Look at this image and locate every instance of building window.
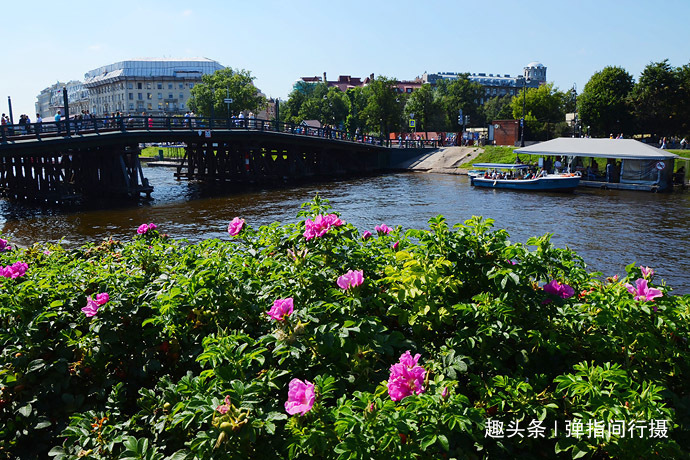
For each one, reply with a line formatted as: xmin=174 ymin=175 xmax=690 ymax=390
xmin=406 ymin=88 xmax=412 ymax=93
xmin=147 ymin=83 xmax=152 ymax=89
xmin=129 ymin=93 xmax=133 ymax=100
xmin=158 ymin=103 xmax=163 ymax=110
xmin=147 ymin=103 xmax=152 ymax=110
xmin=158 ymin=93 xmax=163 ymax=99
xmin=137 ymin=83 xmax=142 ymax=89
xmin=128 ymin=83 xmax=133 ymax=89
xmin=147 ymin=93 xmax=152 ymax=100
xmin=168 ymin=83 xmax=173 ymax=89
xmin=138 ymin=93 xmax=143 ymax=100
xmin=179 ymin=83 xmax=184 ymax=89
xmin=189 ymin=83 xmax=194 ymax=89
xmin=157 ymin=83 xmax=162 ymax=89
xmin=179 ymin=93 xmax=184 ymax=99
xmin=168 ymin=94 xmax=173 ymax=99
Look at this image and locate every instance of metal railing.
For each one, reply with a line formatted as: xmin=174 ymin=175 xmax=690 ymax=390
xmin=0 ymin=115 xmax=402 ymax=147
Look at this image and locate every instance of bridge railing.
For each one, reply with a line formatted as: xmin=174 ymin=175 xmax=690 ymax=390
xmin=0 ymin=116 xmax=400 ymax=147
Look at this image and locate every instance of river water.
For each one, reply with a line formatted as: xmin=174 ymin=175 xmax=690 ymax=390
xmin=1 ymin=166 xmax=688 ymax=293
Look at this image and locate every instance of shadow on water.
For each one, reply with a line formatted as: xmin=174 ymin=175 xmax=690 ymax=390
xmin=1 ymin=167 xmax=689 ymax=293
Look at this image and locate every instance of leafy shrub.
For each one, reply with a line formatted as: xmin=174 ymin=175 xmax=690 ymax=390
xmin=0 ymin=198 xmax=688 ymax=459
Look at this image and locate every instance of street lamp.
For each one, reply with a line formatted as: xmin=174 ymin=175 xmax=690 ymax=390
xmin=520 ymin=79 xmax=529 ymax=147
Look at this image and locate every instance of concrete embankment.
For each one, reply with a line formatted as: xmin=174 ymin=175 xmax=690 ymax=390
xmin=388 ymin=146 xmax=482 ymax=174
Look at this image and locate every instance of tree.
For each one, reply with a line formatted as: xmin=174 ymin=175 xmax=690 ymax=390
xmin=361 ymin=76 xmax=403 ymax=137
xmin=481 ymin=95 xmax=514 ymax=124
xmin=404 ymin=84 xmax=442 ymax=133
xmin=189 ymin=68 xmax=265 ymax=117
xmin=435 ymin=77 xmax=484 ymax=131
xmin=321 ymin=87 xmax=350 ymax=128
xmin=511 ymin=83 xmax=569 ymax=140
xmin=578 ymin=66 xmax=635 ymax=137
xmin=676 ymin=62 xmax=690 ymax=135
xmin=282 ymin=81 xmax=322 ymax=123
xmin=344 ymin=87 xmax=369 ymax=135
xmin=631 ymin=59 xmax=679 ymax=137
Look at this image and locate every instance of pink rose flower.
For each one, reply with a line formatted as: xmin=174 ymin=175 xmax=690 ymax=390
xmin=303 ymin=214 xmax=343 ymax=240
xmin=267 ymin=297 xmax=294 ymax=321
xmin=95 ymin=292 xmax=109 ymax=305
xmin=387 ymin=351 xmax=426 ymax=401
xmin=285 ymin=378 xmax=315 ymax=415
xmin=81 ymin=298 xmax=100 ymax=317
xmin=392 ymin=241 xmax=399 ymax=250
xmin=625 ymin=278 xmax=662 ymax=302
xmin=1 ymin=261 xmax=28 ymax=279
xmin=362 ymin=230 xmax=372 ymax=240
xmin=81 ymin=292 xmax=109 ymax=317
xmin=0 ymin=238 xmax=11 ymax=252
xmin=542 ymin=280 xmax=575 ymax=302
xmin=337 ymin=270 xmax=364 ymax=290
xmin=137 ymin=224 xmax=149 ymax=234
xmin=375 ymin=224 xmax=392 ymax=235
xmin=228 ymin=217 xmax=245 ymax=236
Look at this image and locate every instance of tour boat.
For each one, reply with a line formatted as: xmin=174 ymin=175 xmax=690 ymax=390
xmin=469 ymin=163 xmax=581 ymax=192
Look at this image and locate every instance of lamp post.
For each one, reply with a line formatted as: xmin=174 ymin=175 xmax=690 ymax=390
xmin=570 ymin=86 xmax=578 ymax=137
xmin=520 ymin=79 xmax=527 ymax=147
xmin=7 ymin=96 xmax=14 ymax=125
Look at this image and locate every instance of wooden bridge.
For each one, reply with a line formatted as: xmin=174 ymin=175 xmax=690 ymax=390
xmin=0 ymin=116 xmax=402 ymax=203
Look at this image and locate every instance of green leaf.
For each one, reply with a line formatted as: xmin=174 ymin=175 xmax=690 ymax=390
xmin=18 ymin=404 xmax=32 ymax=417
xmin=437 ymin=434 xmax=449 ymax=451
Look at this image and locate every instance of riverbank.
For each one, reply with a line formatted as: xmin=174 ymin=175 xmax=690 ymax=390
xmin=390 ymin=146 xmax=481 ymax=174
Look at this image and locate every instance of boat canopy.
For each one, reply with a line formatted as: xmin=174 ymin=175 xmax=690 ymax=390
xmin=514 ymin=138 xmax=679 ymax=160
xmin=472 ymin=163 xmax=531 ymax=169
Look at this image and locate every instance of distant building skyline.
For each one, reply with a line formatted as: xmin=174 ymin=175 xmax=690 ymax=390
xmin=295 ymin=62 xmax=547 ymax=103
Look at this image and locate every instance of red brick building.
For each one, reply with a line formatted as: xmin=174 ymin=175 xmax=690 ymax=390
xmin=491 ymin=120 xmax=519 ymax=146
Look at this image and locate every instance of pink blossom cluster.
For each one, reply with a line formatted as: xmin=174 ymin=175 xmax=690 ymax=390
xmin=137 ymin=223 xmax=158 ymax=235
xmin=303 ymin=214 xmax=342 ymax=240
xmin=387 ymin=351 xmax=427 ymax=401
xmin=375 ymin=224 xmax=392 ymax=235
xmin=337 ymin=270 xmax=364 ymax=290
xmin=285 ymin=378 xmax=315 ymax=415
xmin=625 ymin=278 xmax=662 ymax=303
xmin=267 ymin=297 xmax=294 ymax=321
xmin=1 ymin=261 xmax=27 ymax=279
xmin=216 ymin=395 xmax=232 ymax=414
xmin=0 ymin=238 xmax=12 ymax=252
xmin=227 ymin=217 xmax=244 ymax=236
xmin=542 ymin=280 xmax=575 ymax=303
xmin=81 ymin=292 xmax=110 ymax=317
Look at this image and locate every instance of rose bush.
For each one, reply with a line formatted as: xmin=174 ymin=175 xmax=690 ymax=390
xmin=0 ymin=198 xmax=688 ymax=459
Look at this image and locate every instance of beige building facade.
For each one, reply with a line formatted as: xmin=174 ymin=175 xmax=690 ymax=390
xmin=83 ymin=58 xmax=224 ymax=116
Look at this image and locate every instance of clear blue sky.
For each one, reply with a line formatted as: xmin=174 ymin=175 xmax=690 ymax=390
xmin=2 ymin=0 xmax=689 ymax=118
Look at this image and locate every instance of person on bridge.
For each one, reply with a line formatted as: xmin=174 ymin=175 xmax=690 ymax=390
xmin=55 ymin=111 xmax=62 ymax=134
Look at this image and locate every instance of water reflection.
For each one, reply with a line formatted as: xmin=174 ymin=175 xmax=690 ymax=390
xmin=1 ymin=167 xmax=688 ymax=292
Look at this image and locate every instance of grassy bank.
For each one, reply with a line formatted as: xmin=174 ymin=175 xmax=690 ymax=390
xmin=140 ymin=146 xmax=185 ymax=159
xmin=460 ymin=146 xmax=543 ymax=167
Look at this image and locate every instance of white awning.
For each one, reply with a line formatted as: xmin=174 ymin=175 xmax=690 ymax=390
xmin=515 ymin=138 xmax=679 ymax=160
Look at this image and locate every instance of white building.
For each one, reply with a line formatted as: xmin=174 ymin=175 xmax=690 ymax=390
xmin=35 ymin=80 xmax=89 ymax=118
xmin=83 ymin=58 xmax=224 ymax=116
xmin=422 ymin=62 xmax=548 ymax=103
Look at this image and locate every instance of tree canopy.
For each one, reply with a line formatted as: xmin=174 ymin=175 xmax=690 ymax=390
xmin=189 ymin=68 xmax=266 ymax=117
